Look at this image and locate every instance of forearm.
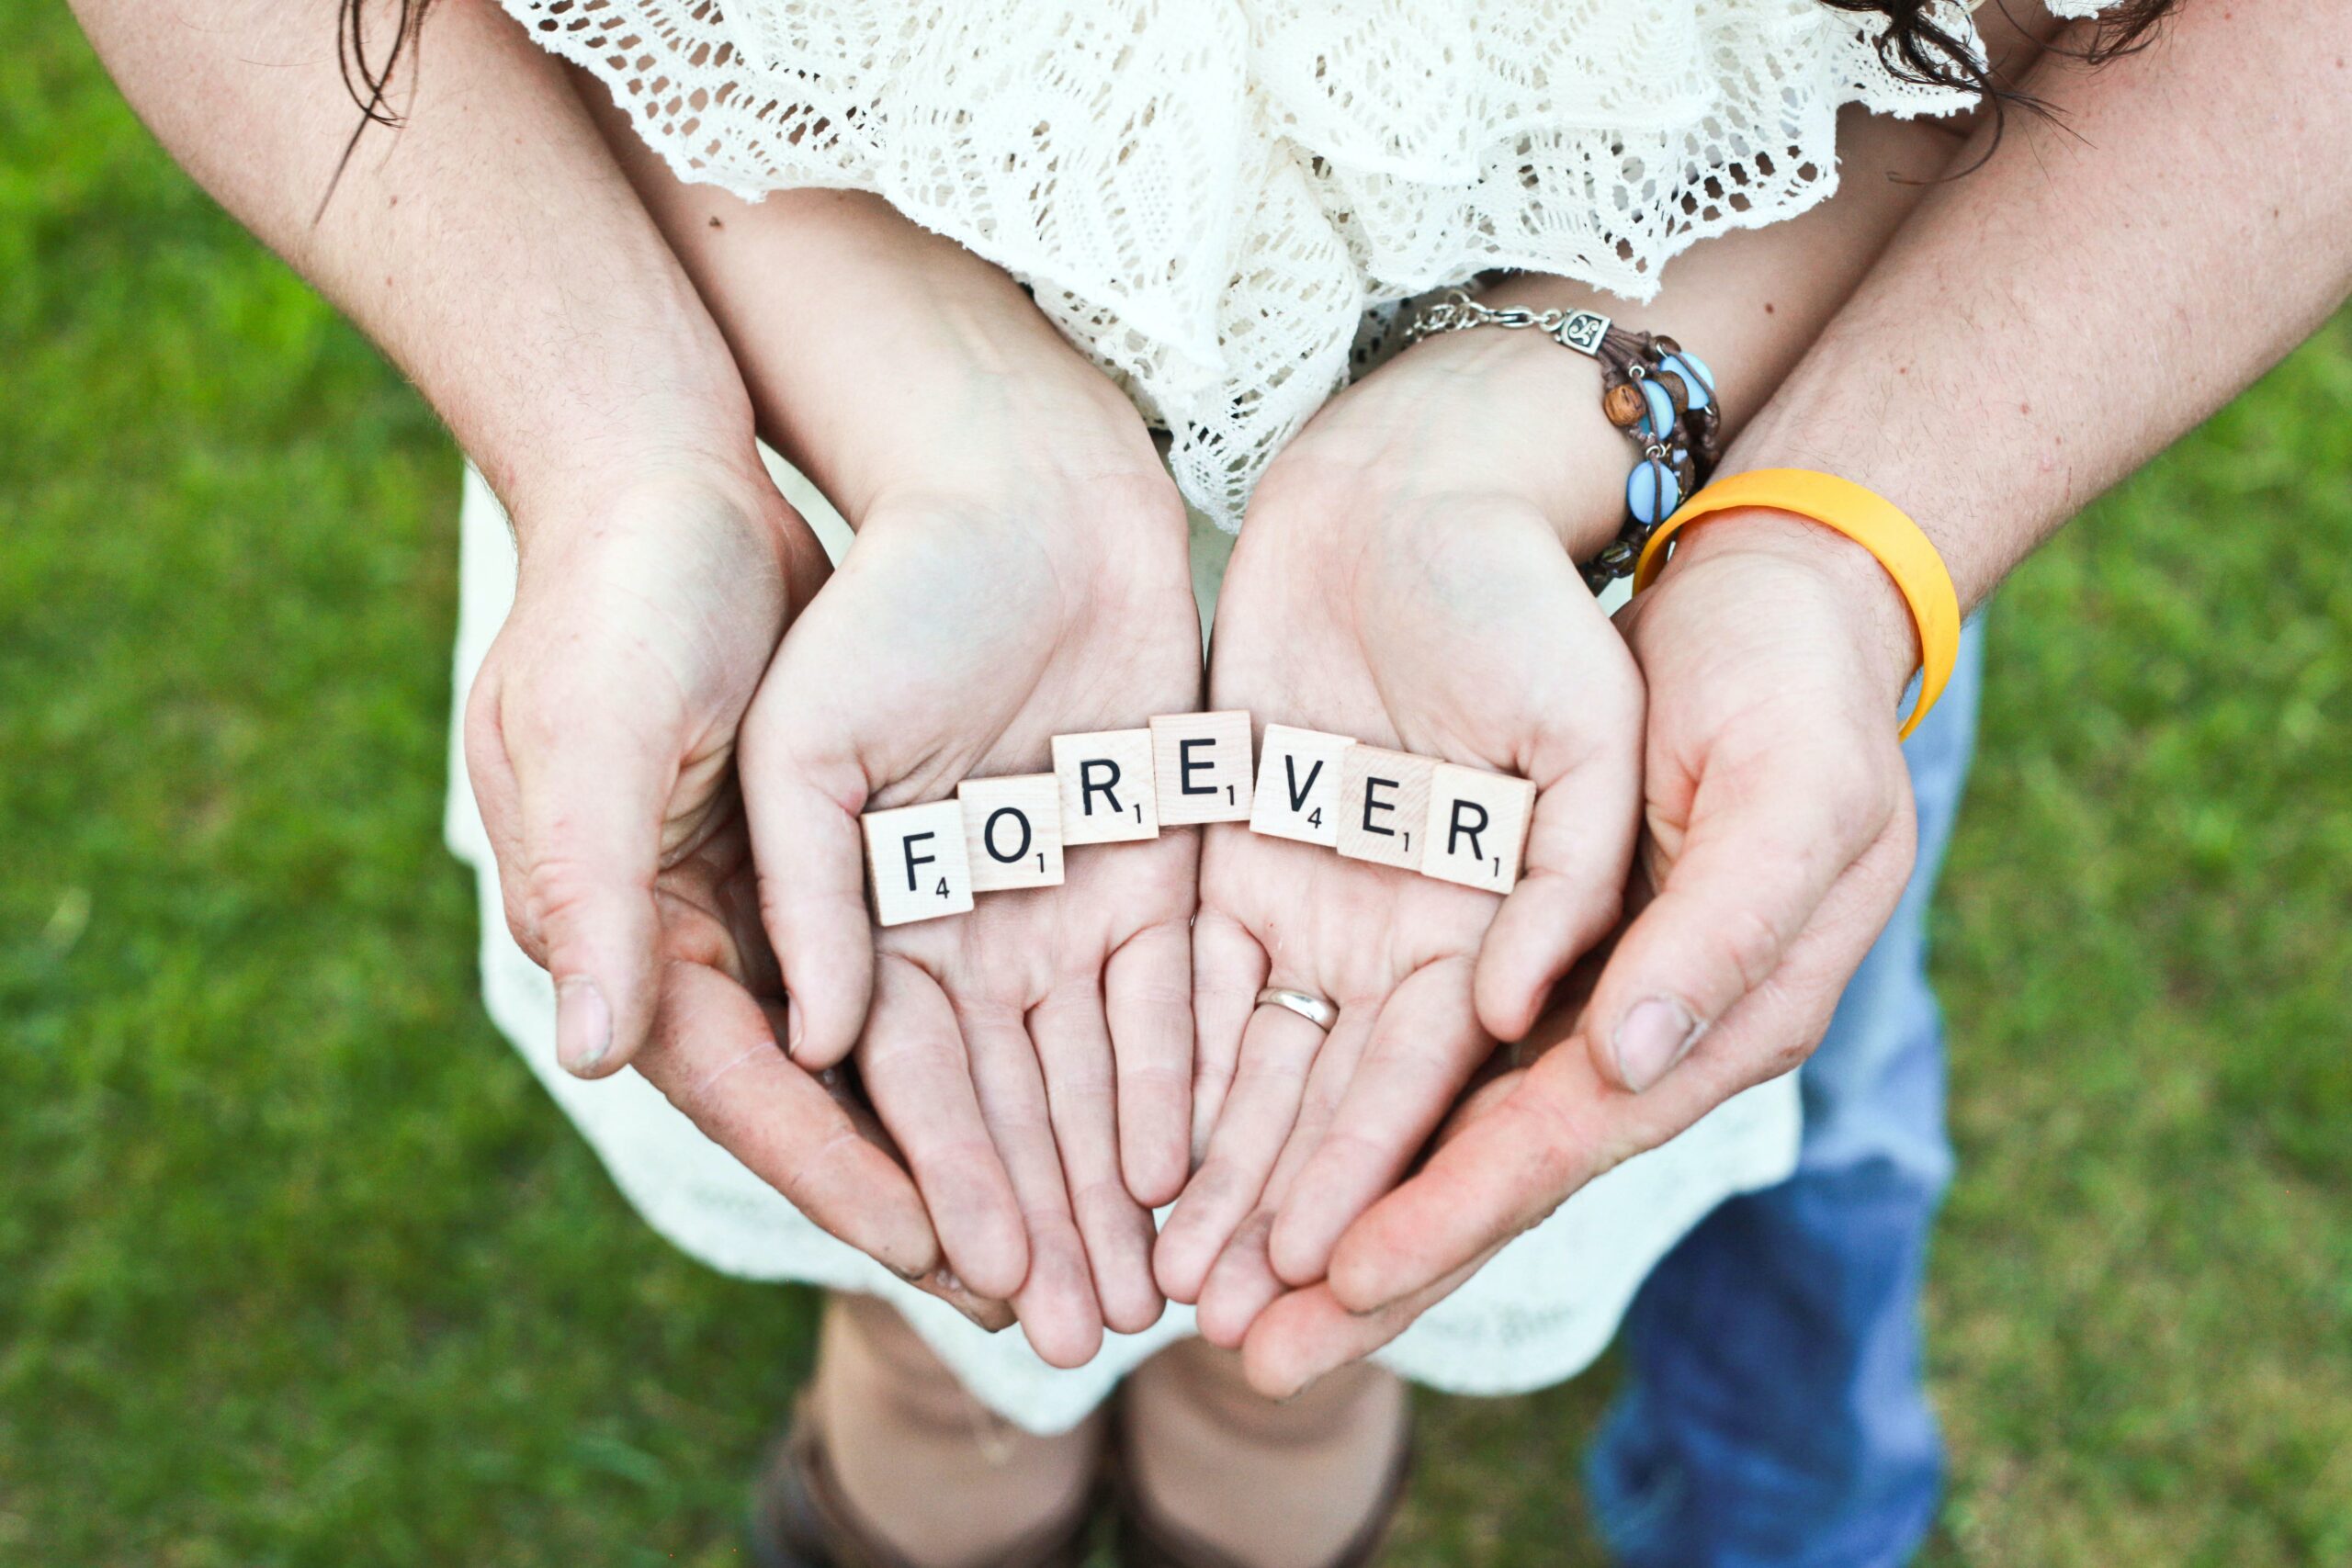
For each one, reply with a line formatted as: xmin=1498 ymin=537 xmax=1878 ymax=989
xmin=70 ymin=0 xmax=761 ymax=536
xmin=1717 ymin=0 xmax=2352 ymax=615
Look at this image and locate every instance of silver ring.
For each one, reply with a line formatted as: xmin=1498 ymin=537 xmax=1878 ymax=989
xmin=1256 ymin=986 xmax=1339 ymax=1032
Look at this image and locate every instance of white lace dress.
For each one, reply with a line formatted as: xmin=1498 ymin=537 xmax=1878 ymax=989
xmin=453 ymin=0 xmax=2060 ymax=1430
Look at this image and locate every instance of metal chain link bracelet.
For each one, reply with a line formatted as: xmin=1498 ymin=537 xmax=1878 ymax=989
xmin=1403 ymin=288 xmax=1723 ymax=592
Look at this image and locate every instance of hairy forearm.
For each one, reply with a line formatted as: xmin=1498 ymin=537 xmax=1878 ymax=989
xmin=70 ymin=0 xmax=759 ymax=533
xmin=1721 ymin=0 xmax=2352 ymax=615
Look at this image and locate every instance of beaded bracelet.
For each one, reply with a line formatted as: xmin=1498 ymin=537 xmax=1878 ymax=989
xmin=1402 ymin=288 xmax=1722 ymax=592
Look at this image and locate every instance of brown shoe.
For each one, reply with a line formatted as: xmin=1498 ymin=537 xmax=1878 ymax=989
xmin=748 ymin=1402 xmax=1099 ymax=1568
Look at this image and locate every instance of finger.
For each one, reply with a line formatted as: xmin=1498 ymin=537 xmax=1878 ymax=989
xmin=1473 ymin=728 xmax=1642 ymax=1044
xmin=1583 ymin=744 xmax=1898 ymax=1092
xmin=1027 ymin=987 xmax=1165 ymax=1336
xmin=1194 ymin=1210 xmax=1289 ymax=1349
xmin=1155 ymin=997 xmax=1343 ymax=1303
xmin=1239 ymin=1247 xmax=1498 ymax=1402
xmin=961 ymin=1007 xmax=1105 ymax=1370
xmin=468 ymin=658 xmax=669 ymax=1079
xmin=1329 ymin=823 xmax=1916 ymax=1315
xmin=1193 ymin=1017 xmax=1372 ymax=1346
xmin=1269 ymin=958 xmax=1491 ymax=1286
xmin=1187 ymin=907 xmax=1268 ymax=1165
xmin=1153 ymin=1000 xmax=1330 ymax=1303
xmin=737 ymin=710 xmax=876 ymax=1071
xmin=1104 ymin=917 xmax=1195 ymax=1207
xmin=634 ymin=961 xmax=938 ymax=1280
xmin=857 ymin=956 xmax=1029 ymax=1301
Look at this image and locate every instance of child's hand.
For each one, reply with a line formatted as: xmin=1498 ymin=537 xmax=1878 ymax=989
xmin=1154 ymin=322 xmax=1645 ymax=1341
xmin=725 ymin=233 xmax=1204 ymax=1367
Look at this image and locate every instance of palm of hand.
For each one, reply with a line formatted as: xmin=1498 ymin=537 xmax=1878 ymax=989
xmin=742 ymin=478 xmax=1204 ymax=1367
xmin=1160 ymin=484 xmax=1642 ymax=1342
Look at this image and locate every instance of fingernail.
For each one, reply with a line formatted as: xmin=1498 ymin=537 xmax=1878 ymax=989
xmin=1612 ymin=997 xmax=1702 ymax=1092
xmin=556 ymin=976 xmax=613 ymax=1076
xmin=786 ymin=994 xmax=807 ymax=1062
xmin=888 ymin=1263 xmax=927 ymax=1284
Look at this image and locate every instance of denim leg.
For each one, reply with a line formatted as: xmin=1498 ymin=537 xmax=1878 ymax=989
xmin=1586 ymin=619 xmax=1988 ymax=1568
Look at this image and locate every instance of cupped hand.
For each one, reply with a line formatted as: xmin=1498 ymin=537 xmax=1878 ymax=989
xmin=1236 ymin=507 xmax=1928 ymax=1396
xmin=1152 ymin=322 xmax=1647 ymax=1345
xmin=464 ymin=465 xmax=1003 ymax=1323
xmin=737 ymin=282 xmax=1204 ymax=1368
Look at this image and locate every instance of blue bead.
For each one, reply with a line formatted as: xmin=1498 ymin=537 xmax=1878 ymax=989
xmin=1627 ymin=457 xmax=1681 ymax=525
xmin=1660 ymin=352 xmax=1713 ymax=412
xmin=1635 ymin=378 xmax=1676 ymax=439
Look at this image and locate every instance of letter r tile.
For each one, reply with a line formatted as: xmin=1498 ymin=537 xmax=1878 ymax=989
xmin=1052 ymin=728 xmax=1160 ymax=844
xmin=1421 ymin=762 xmax=1537 ymax=894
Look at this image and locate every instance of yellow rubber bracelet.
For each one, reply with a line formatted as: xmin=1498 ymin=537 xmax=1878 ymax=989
xmin=1632 ymin=468 xmax=1961 ymax=741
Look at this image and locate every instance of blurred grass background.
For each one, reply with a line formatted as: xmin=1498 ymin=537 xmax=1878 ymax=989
xmin=3 ymin=5 xmax=2347 ymax=1563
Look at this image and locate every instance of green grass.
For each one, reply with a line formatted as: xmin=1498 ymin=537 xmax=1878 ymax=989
xmin=3 ymin=7 xmax=2347 ymax=1564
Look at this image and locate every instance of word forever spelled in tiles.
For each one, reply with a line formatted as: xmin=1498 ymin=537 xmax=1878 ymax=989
xmin=1422 ymin=762 xmax=1538 ymax=895
xmin=957 ymin=773 xmax=1065 ymax=892
xmin=857 ymin=712 xmax=1538 ymax=923
xmin=1053 ymin=728 xmax=1160 ymax=844
xmin=1149 ymin=711 xmax=1255 ymax=825
xmin=1250 ymin=724 xmax=1354 ymax=846
xmin=1336 ymin=746 xmax=1437 ymax=871
xmin=863 ymin=800 xmax=976 ymax=927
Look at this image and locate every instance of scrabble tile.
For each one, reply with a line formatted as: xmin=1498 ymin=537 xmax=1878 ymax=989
xmin=1335 ymin=746 xmax=1437 ymax=871
xmin=862 ymin=799 xmax=976 ymax=927
xmin=1249 ymin=724 xmax=1355 ymax=847
xmin=957 ymin=773 xmax=1066 ymax=892
xmin=1149 ymin=710 xmax=1255 ymax=826
xmin=1421 ymin=762 xmax=1538 ymax=894
xmin=1052 ymin=728 xmax=1160 ymax=845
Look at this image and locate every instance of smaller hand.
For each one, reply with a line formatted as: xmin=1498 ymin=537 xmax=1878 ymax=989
xmin=1155 ymin=321 xmax=1648 ymax=1342
xmin=1237 ymin=510 xmax=1926 ymax=1397
xmin=466 ymin=467 xmax=998 ymax=1321
xmin=726 ymin=240 xmax=1204 ymax=1366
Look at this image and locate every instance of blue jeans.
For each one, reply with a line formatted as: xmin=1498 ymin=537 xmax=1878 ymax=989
xmin=1587 ymin=619 xmax=1987 ymax=1568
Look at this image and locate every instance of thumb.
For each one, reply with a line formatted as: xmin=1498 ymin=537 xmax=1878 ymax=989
xmin=1586 ymin=742 xmax=1901 ymax=1093
xmin=736 ymin=701 xmax=876 ymax=1071
xmin=467 ymin=653 xmax=672 ymax=1079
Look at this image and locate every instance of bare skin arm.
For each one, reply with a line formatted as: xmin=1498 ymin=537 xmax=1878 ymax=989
xmin=66 ymin=0 xmax=1000 ymax=1310
xmin=1252 ymin=0 xmax=2352 ymax=1396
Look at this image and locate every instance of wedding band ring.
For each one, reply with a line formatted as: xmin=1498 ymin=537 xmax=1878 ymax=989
xmin=1256 ymin=987 xmax=1339 ymax=1032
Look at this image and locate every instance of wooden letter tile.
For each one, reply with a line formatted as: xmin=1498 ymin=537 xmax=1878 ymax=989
xmin=957 ymin=773 xmax=1066 ymax=892
xmin=1335 ymin=746 xmax=1437 ymax=871
xmin=1249 ymin=724 xmax=1355 ymax=846
xmin=1052 ymin=728 xmax=1160 ymax=844
xmin=1421 ymin=763 xmax=1538 ymax=894
xmin=862 ymin=799 xmax=976 ymax=926
xmin=1149 ymin=710 xmax=1254 ymax=826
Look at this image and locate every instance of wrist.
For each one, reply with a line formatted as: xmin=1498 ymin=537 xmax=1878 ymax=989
xmin=1664 ymin=506 xmax=1922 ymax=698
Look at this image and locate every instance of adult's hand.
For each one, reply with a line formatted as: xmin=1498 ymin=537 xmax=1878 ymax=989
xmin=466 ymin=465 xmax=1006 ymax=1325
xmin=1153 ymin=321 xmax=1646 ymax=1344
xmin=1238 ymin=510 xmax=1924 ymax=1395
